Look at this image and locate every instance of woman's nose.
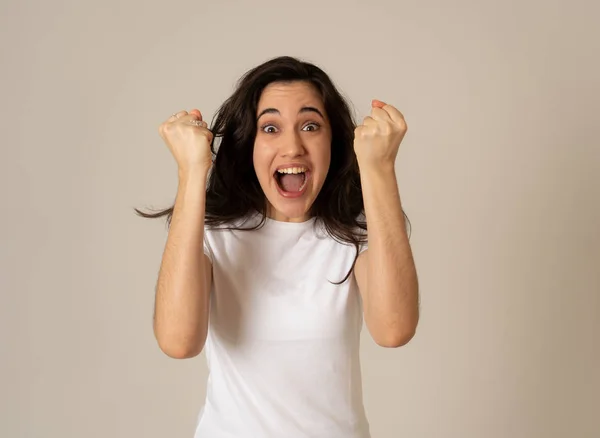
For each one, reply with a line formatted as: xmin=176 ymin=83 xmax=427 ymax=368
xmin=280 ymin=131 xmax=305 ymax=157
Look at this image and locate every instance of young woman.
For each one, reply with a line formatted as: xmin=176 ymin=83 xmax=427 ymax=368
xmin=138 ymin=56 xmax=419 ymax=437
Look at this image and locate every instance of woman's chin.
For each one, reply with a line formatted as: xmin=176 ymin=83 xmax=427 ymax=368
xmin=266 ymin=193 xmax=313 ymax=222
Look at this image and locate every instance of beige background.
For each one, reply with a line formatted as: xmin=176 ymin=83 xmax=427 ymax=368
xmin=1 ymin=0 xmax=598 ymax=437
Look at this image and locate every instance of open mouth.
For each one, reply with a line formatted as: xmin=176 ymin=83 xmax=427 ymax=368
xmin=274 ymin=167 xmax=310 ymax=198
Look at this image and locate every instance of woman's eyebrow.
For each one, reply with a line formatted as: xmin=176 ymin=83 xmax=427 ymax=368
xmin=299 ymin=106 xmax=325 ymax=119
xmin=256 ymin=106 xmax=325 ymax=121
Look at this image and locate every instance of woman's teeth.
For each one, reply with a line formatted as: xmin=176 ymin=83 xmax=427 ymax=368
xmin=277 ymin=167 xmax=307 ymax=174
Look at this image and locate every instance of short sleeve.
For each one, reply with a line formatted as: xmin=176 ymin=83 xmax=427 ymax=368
xmin=203 ymin=227 xmax=214 ymax=264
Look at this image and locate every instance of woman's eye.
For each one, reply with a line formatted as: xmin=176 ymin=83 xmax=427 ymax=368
xmin=261 ymin=123 xmax=319 ymax=133
xmin=303 ymin=123 xmax=320 ymax=132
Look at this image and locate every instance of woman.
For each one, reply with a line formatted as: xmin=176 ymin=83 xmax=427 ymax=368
xmin=138 ymin=56 xmax=419 ymax=438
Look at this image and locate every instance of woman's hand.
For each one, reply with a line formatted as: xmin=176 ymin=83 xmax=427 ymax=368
xmin=159 ymin=109 xmax=214 ymax=175
xmin=353 ymin=100 xmax=407 ymax=172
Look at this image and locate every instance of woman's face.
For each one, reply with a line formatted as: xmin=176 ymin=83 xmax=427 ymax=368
xmin=253 ymin=81 xmax=332 ymax=222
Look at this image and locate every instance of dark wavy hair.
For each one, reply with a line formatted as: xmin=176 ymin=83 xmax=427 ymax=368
xmin=137 ymin=55 xmax=410 ymax=284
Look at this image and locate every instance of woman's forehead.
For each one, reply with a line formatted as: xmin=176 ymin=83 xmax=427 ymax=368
xmin=259 ymin=82 xmax=321 ymax=104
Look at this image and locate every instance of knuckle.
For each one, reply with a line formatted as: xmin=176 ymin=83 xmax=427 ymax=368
xmin=159 ymin=123 xmax=170 ymax=136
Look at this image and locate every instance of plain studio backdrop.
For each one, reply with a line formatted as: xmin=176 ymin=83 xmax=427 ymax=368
xmin=1 ymin=0 xmax=598 ymax=437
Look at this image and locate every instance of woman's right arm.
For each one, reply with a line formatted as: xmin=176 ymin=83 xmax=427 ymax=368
xmin=154 ymin=169 xmax=212 ymax=359
xmin=153 ymin=109 xmax=214 ymax=359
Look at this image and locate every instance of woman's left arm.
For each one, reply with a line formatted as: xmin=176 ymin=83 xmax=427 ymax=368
xmin=353 ymin=100 xmax=419 ymax=348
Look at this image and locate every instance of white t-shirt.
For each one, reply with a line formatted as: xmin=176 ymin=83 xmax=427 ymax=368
xmin=194 ymin=212 xmax=370 ymax=438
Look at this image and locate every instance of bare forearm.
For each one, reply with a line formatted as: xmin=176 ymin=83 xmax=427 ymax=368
xmin=360 ymin=166 xmax=419 ymax=343
xmin=154 ymin=169 xmax=211 ymax=358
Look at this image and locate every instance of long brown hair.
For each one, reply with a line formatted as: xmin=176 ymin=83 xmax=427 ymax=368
xmin=136 ymin=56 xmax=410 ymax=284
